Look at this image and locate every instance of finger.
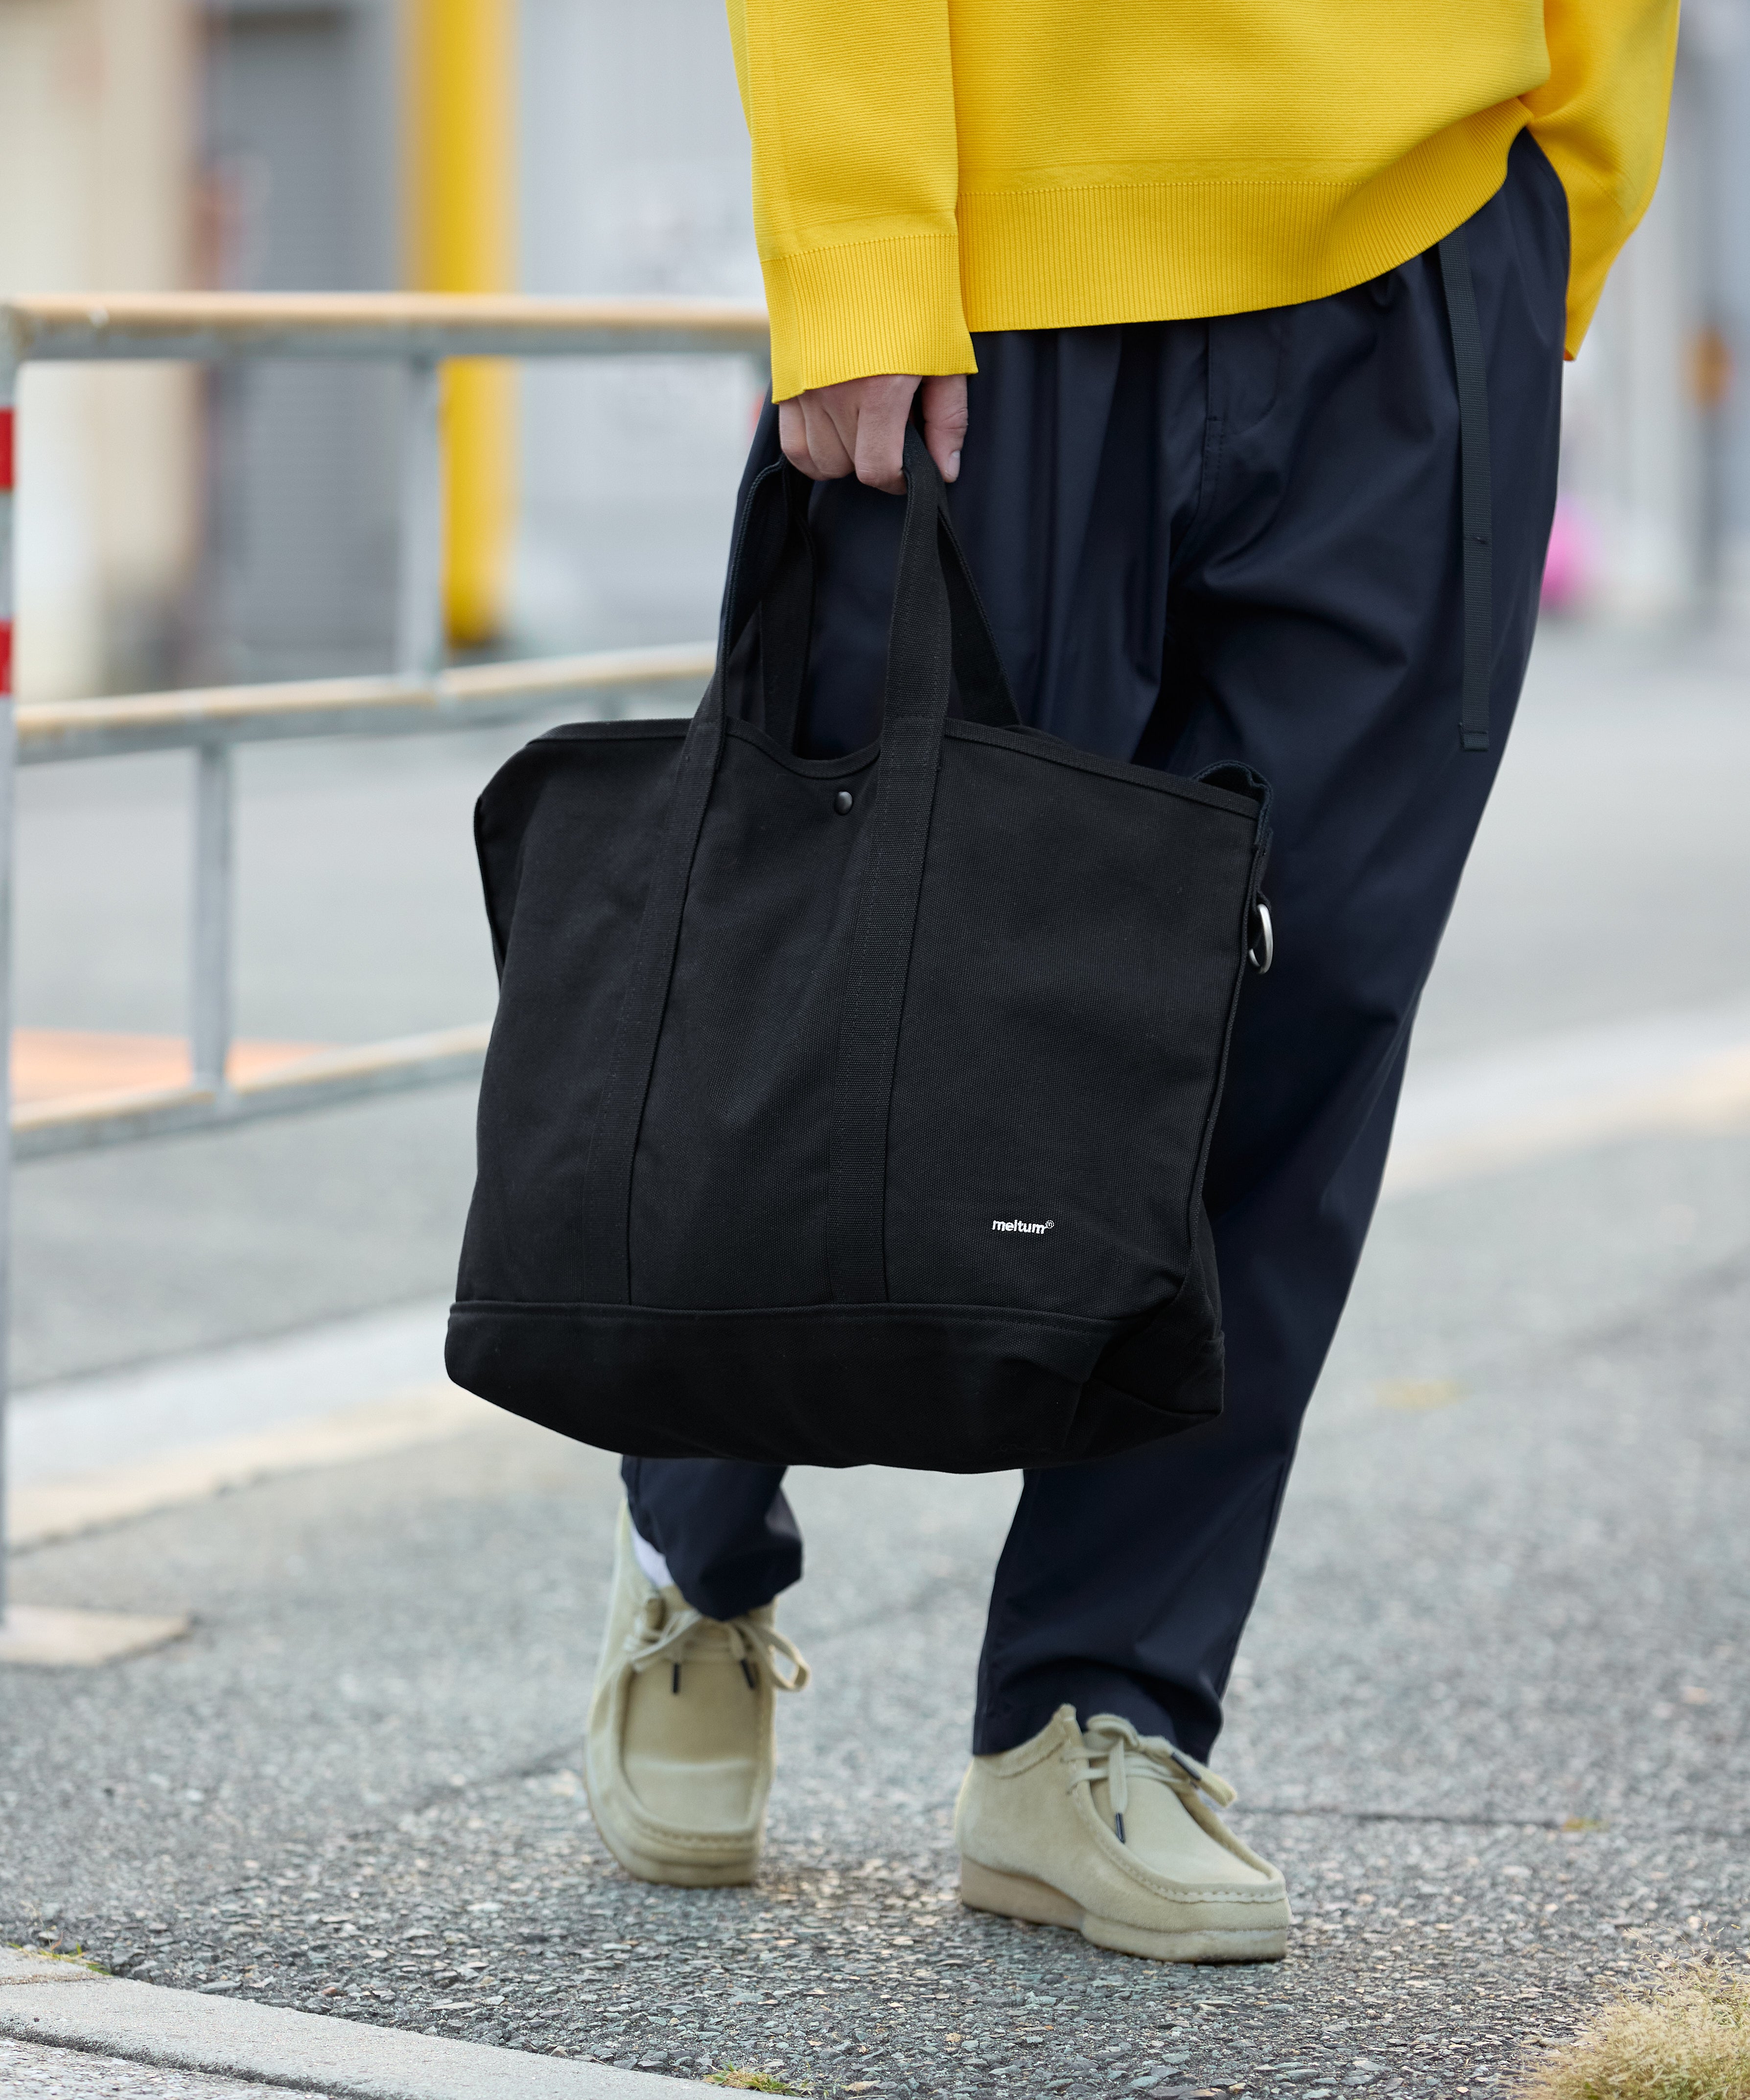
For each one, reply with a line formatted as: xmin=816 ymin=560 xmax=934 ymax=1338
xmin=920 ymin=374 xmax=969 ymax=483
xmin=850 ymin=379 xmax=918 ymax=493
xmin=778 ymin=397 xmax=821 ymax=478
xmin=798 ymin=393 xmax=856 ymax=480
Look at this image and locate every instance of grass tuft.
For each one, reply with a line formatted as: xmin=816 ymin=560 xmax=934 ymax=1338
xmin=6 ymin=1940 xmax=107 ymax=1974
xmin=1518 ymin=1962 xmax=1750 ymax=2100
xmin=704 ymin=2073 xmax=806 ymax=2094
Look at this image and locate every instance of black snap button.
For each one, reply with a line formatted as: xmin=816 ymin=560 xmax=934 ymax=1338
xmin=833 ymin=789 xmax=854 ymax=814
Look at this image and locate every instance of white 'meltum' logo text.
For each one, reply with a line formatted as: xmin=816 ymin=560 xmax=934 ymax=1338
xmin=992 ymin=1218 xmax=1054 ymax=1234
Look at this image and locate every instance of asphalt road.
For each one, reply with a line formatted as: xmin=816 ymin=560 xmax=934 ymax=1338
xmin=12 ymin=617 xmax=1750 ymax=1388
xmin=4 ymin=1106 xmax=1749 ymax=2094
xmin=4 ymin=613 xmax=1749 ymax=2096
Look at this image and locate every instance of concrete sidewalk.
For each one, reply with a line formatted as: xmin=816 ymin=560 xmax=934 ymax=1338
xmin=1 ymin=2034 xmax=327 ymax=2100
xmin=0 ymin=1948 xmax=694 ymax=2098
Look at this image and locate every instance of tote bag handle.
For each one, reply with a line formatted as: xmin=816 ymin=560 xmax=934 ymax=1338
xmin=709 ymin=413 xmax=1020 ymax=746
xmin=580 ymin=427 xmax=1021 ymax=1306
xmin=825 ymin=426 xmax=993 ymax=1297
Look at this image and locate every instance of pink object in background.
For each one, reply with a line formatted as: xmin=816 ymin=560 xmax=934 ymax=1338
xmin=1541 ymin=495 xmax=1596 ymax=613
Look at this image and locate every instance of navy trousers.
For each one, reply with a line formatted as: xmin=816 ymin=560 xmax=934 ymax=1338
xmin=624 ymin=131 xmax=1567 ymax=1760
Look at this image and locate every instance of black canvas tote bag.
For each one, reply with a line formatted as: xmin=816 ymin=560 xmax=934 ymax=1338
xmin=445 ymin=424 xmax=1272 ymax=1472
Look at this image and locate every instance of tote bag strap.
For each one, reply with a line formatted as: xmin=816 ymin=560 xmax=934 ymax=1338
xmin=720 ymin=403 xmax=1019 ymax=742
xmin=716 ymin=422 xmax=818 ymax=746
xmin=577 ymin=450 xmax=802 ymax=1301
xmin=581 ymin=424 xmax=989 ymax=1305
xmin=828 ymin=426 xmax=961 ymax=1300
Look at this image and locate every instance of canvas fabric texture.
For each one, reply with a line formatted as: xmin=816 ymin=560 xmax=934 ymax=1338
xmin=447 ymin=429 xmax=1268 ymax=1471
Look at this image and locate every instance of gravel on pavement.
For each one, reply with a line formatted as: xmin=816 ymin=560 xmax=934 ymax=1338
xmin=6 ymin=1115 xmax=1749 ymax=2097
xmin=10 ymin=620 xmax=1750 ymax=2096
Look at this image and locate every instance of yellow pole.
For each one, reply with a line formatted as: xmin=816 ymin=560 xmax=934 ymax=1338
xmin=405 ymin=0 xmax=516 ymax=647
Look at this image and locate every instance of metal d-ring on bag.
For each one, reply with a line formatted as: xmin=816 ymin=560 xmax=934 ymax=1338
xmin=444 ymin=230 xmax=1490 ymax=1473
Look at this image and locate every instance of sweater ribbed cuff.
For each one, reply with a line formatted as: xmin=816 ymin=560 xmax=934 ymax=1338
xmin=761 ymin=231 xmax=977 ymax=399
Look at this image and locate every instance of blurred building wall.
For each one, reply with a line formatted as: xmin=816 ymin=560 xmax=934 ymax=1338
xmin=519 ymin=0 xmax=1750 ymax=643
xmin=1558 ymin=2 xmax=1750 ymax=621
xmin=1698 ymin=0 xmax=1750 ymax=613
xmin=198 ymin=0 xmax=517 ymax=673
xmin=4 ymin=0 xmax=1746 ymax=692
xmin=191 ymin=0 xmax=765 ymax=669
xmin=512 ymin=0 xmax=764 ymax=653
xmin=0 ymin=0 xmax=200 ymax=700
xmin=195 ymin=0 xmax=402 ymax=680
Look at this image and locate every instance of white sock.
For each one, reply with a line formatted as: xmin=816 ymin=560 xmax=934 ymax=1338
xmin=629 ymin=1517 xmax=675 ymax=1592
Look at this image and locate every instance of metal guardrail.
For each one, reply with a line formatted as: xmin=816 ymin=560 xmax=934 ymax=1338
xmin=12 ymin=643 xmax=719 ymax=765
xmin=0 ymin=292 xmax=769 ymax=1612
xmin=0 ymin=292 xmax=771 ymax=367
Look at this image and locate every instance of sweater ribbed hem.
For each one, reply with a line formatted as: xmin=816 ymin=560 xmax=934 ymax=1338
xmin=762 ymin=232 xmax=976 ymax=400
xmin=759 ymin=104 xmax=1536 ymax=394
xmin=957 ymin=104 xmax=1529 ymax=336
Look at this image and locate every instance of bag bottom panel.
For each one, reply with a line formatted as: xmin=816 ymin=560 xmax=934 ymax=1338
xmin=445 ymin=1300 xmax=1215 ymax=1472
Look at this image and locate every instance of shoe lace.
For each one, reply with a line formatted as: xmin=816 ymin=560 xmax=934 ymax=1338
xmin=1066 ymin=1713 xmax=1237 ymax=1844
xmin=622 ymin=1596 xmax=810 ymax=1695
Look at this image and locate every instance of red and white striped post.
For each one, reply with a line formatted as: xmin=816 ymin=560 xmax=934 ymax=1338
xmin=0 ymin=372 xmax=15 ymax=1617
xmin=0 ymin=388 xmax=13 ymax=698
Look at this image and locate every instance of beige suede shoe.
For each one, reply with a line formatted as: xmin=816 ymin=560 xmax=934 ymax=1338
xmin=956 ymin=1705 xmax=1289 ymax=1962
xmin=584 ymin=1506 xmax=809 ymax=1886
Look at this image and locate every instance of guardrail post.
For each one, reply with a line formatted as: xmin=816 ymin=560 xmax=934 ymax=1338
xmin=189 ymin=742 xmax=234 ymax=1094
xmin=397 ymin=357 xmax=445 ymax=678
xmin=0 ymin=295 xmax=769 ymax=1644
xmin=0 ymin=364 xmax=18 ymax=1617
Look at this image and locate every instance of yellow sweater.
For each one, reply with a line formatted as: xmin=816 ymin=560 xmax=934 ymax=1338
xmin=725 ymin=0 xmax=1679 ymax=399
